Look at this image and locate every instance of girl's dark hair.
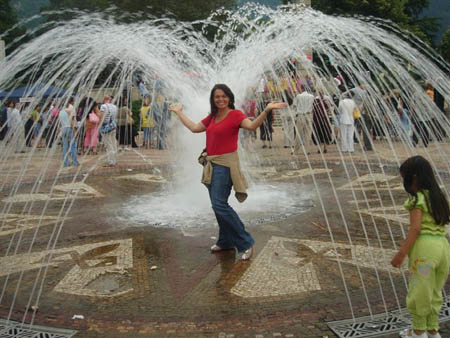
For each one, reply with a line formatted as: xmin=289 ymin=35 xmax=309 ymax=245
xmin=88 ymin=102 xmax=98 ymax=115
xmin=209 ymin=84 xmax=235 ymax=118
xmin=400 ymin=155 xmax=450 ymax=226
xmin=79 ymin=97 xmax=96 ymax=118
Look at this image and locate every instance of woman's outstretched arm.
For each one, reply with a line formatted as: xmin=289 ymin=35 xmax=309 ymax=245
xmin=240 ymin=102 xmax=287 ymax=131
xmin=169 ymin=105 xmax=206 ymax=133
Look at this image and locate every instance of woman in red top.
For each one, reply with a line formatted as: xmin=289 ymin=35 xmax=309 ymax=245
xmin=170 ymin=84 xmax=285 ymax=260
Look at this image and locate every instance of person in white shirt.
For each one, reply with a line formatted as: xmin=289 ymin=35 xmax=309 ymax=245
xmin=344 ymin=84 xmax=373 ymax=150
xmin=279 ymin=91 xmax=295 ymax=149
xmin=338 ymin=98 xmax=357 ymax=153
xmin=138 ymin=79 xmax=149 ymax=98
xmin=257 ymin=78 xmax=265 ymax=96
xmin=100 ymin=95 xmax=118 ymax=166
xmin=66 ymin=98 xmax=75 ymax=116
xmin=6 ymin=102 xmax=25 ymax=153
xmin=60 ymin=99 xmax=79 ymax=167
xmin=65 ymin=97 xmax=80 ymax=130
xmin=344 ymin=84 xmax=367 ymax=111
xmin=292 ymin=85 xmax=314 ymax=154
xmin=65 ymin=97 xmax=82 ymax=153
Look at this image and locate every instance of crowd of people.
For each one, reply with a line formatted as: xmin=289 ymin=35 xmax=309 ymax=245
xmin=0 ymin=70 xmax=447 ymax=169
xmin=239 ymin=70 xmax=448 ymax=156
xmin=0 ymin=89 xmax=173 ymax=167
xmin=139 ymin=93 xmax=171 ymax=150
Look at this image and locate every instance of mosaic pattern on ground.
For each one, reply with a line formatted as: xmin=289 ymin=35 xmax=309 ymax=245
xmin=338 ymin=174 xmax=403 ymax=191
xmin=0 ymin=238 xmax=133 ymax=298
xmin=2 ymin=183 xmax=103 ymax=203
xmin=114 ymin=173 xmax=166 ymax=183
xmin=357 ymin=205 xmax=409 ymax=224
xmin=231 ymin=236 xmax=405 ymax=298
xmin=248 ymin=167 xmax=332 ymax=180
xmin=0 ymin=214 xmax=69 ymax=237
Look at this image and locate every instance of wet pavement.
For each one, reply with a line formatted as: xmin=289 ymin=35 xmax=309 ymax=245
xmin=1 ymin=131 xmax=450 ymax=337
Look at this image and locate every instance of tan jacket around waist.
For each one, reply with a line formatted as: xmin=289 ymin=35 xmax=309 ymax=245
xmin=201 ymin=151 xmax=248 ymax=203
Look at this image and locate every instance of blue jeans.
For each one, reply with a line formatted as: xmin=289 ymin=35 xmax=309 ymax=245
xmin=157 ymin=126 xmax=167 ymax=150
xmin=207 ymin=163 xmax=254 ymax=252
xmin=143 ymin=127 xmax=153 ymax=142
xmin=34 ymin=122 xmax=42 ymax=137
xmin=62 ymin=127 xmax=79 ymax=166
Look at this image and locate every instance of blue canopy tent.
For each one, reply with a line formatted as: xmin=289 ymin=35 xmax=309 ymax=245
xmin=0 ymin=84 xmax=67 ymax=101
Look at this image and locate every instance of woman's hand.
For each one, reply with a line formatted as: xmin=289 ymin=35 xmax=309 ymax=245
xmin=168 ymin=104 xmax=205 ymax=133
xmin=266 ymin=102 xmax=288 ymax=111
xmin=169 ymin=104 xmax=183 ymax=115
xmin=391 ymin=250 xmax=406 ymax=268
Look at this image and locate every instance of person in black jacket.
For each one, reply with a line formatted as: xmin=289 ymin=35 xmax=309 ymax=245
xmin=0 ymin=103 xmax=8 ymax=141
xmin=434 ymin=82 xmax=447 ymax=138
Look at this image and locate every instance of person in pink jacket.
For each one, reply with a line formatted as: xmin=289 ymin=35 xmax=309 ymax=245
xmin=84 ymin=102 xmax=102 ymax=155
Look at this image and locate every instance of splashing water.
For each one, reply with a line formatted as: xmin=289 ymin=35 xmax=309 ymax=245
xmin=118 ymin=182 xmax=314 ymax=228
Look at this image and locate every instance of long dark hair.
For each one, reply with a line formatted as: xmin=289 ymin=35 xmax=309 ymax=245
xmin=79 ymin=97 xmax=96 ymax=116
xmin=283 ymin=90 xmax=293 ymax=106
xmin=400 ymin=155 xmax=449 ymax=226
xmin=209 ymin=84 xmax=235 ymax=118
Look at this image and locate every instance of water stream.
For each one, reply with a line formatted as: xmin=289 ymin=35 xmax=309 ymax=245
xmin=0 ymin=2 xmax=449 ymax=330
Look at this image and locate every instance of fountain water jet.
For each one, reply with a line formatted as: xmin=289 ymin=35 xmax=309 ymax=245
xmin=0 ymin=3 xmax=449 ymax=337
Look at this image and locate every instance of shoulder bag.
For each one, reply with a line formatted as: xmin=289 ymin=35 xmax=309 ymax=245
xmin=100 ymin=105 xmax=117 ymax=134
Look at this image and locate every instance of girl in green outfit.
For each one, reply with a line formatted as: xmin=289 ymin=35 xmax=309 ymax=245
xmin=391 ymin=156 xmax=450 ymax=338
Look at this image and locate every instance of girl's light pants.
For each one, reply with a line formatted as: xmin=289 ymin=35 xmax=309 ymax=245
xmin=407 ymin=235 xmax=450 ymax=331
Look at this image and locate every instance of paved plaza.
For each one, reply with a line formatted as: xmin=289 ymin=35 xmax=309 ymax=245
xmin=1 ymin=130 xmax=450 ymax=337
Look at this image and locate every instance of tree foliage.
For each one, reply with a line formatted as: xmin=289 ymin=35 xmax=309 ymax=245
xmin=281 ymin=0 xmax=438 ymax=45
xmin=438 ymin=28 xmax=450 ymax=63
xmin=404 ymin=0 xmax=429 ymax=19
xmin=43 ymin=0 xmax=237 ymax=22
xmin=0 ymin=0 xmax=26 ymax=48
xmin=404 ymin=0 xmax=439 ymax=45
xmin=313 ymin=0 xmax=408 ymax=23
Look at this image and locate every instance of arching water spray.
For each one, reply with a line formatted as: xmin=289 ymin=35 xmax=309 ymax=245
xmin=0 ymin=3 xmax=449 ymax=335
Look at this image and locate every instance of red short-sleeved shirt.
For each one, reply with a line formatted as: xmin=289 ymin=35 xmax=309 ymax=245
xmin=201 ymin=109 xmax=247 ymax=155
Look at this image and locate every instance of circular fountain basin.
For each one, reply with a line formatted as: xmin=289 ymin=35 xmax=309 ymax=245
xmin=117 ymin=182 xmax=314 ymax=228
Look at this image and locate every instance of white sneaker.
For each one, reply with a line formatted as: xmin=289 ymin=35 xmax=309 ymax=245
xmin=239 ymin=247 xmax=254 ymax=261
xmin=414 ymin=333 xmax=428 ymax=338
xmin=427 ymin=332 xmax=441 ymax=338
xmin=210 ymin=244 xmax=223 ymax=252
xmin=399 ymin=329 xmax=427 ymax=338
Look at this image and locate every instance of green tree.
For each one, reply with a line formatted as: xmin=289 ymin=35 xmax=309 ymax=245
xmin=282 ymin=0 xmax=437 ymax=45
xmin=404 ymin=0 xmax=439 ymax=45
xmin=40 ymin=0 xmax=237 ymax=45
xmin=312 ymin=0 xmax=408 ymax=25
xmin=0 ymin=0 xmax=26 ymax=50
xmin=438 ymin=28 xmax=450 ymax=63
xmin=43 ymin=0 xmax=236 ymax=22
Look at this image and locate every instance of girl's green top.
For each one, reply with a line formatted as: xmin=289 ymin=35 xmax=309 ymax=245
xmin=30 ymin=110 xmax=39 ymax=122
xmin=404 ymin=190 xmax=447 ymax=236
